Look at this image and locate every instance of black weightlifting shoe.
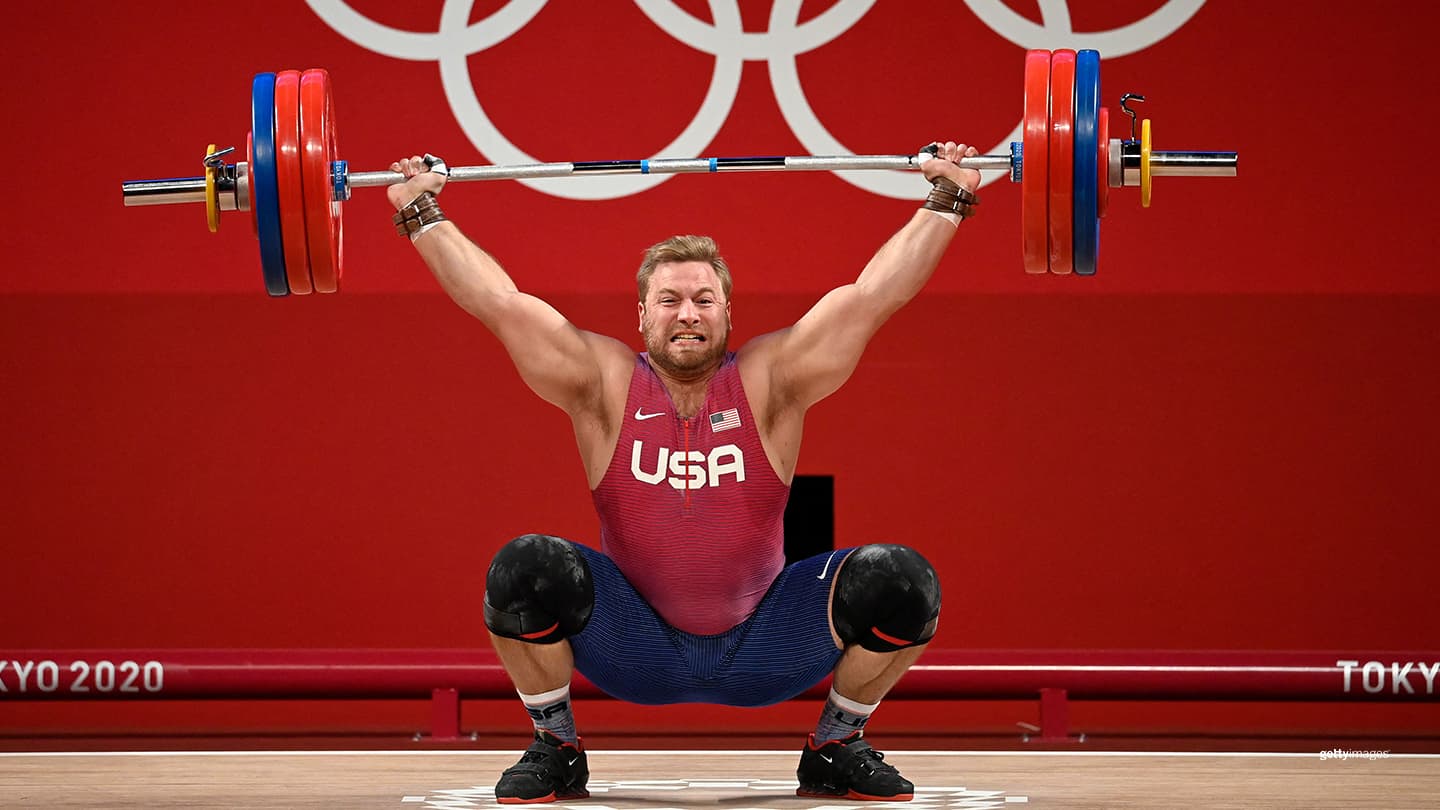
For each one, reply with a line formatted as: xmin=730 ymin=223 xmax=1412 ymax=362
xmin=494 ymin=729 xmax=590 ymax=804
xmin=796 ymin=731 xmax=914 ymax=802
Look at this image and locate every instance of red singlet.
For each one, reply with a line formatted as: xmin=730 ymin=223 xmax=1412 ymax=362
xmin=591 ymin=353 xmax=790 ymax=634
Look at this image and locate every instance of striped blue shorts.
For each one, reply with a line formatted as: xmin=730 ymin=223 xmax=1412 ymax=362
xmin=567 ymin=543 xmax=855 ymax=707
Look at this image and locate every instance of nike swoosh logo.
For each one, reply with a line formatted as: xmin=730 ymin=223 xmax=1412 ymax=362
xmin=567 ymin=756 xmax=579 ymax=766
xmin=634 ymin=408 xmax=665 ymax=421
xmin=817 ymin=550 xmax=840 ymax=580
xmin=819 ymin=754 xmax=833 ymax=763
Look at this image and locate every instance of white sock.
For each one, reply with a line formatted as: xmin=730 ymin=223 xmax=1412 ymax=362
xmin=814 ymin=687 xmax=879 ymax=742
xmin=518 ymin=684 xmax=577 ymax=745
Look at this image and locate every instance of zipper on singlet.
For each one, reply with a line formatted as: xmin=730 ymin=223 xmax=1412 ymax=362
xmin=682 ymin=416 xmax=692 ymax=509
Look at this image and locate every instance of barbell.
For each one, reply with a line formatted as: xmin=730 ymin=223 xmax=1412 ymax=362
xmin=121 ymin=49 xmax=1237 ymax=296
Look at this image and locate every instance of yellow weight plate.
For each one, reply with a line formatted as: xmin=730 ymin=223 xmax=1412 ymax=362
xmin=1140 ymin=118 xmax=1152 ymax=208
xmin=205 ymin=143 xmax=219 ymax=233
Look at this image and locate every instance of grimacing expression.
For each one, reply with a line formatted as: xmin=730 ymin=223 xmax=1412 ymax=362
xmin=638 ymin=261 xmax=732 ymax=376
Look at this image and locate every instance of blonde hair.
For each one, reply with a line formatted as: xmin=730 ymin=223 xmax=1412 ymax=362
xmin=636 ymin=235 xmax=732 ymax=302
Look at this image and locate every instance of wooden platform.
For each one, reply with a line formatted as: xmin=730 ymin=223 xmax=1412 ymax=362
xmin=2 ymin=749 xmax=1437 ymax=808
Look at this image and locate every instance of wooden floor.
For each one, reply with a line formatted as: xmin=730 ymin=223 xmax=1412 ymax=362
xmin=1 ymin=749 xmax=1438 ymax=809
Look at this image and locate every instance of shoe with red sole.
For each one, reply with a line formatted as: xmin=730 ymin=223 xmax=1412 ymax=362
xmin=796 ymin=730 xmax=914 ymax=801
xmin=494 ymin=729 xmax=590 ymax=804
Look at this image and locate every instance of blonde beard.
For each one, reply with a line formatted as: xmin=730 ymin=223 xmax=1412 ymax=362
xmin=642 ymin=322 xmax=729 ymax=377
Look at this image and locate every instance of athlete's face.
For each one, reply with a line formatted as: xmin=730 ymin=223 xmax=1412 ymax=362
xmin=638 ymin=261 xmax=731 ymax=377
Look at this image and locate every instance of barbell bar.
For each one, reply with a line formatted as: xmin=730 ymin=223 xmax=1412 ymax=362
xmin=121 ymin=50 xmax=1237 ymax=295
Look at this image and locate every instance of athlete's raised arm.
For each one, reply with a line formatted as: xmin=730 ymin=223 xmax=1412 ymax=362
xmin=742 ymin=141 xmax=981 ymax=417
xmin=387 ymin=155 xmax=631 ymax=416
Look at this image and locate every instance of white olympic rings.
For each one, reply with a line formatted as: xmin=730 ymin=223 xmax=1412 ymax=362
xmin=305 ymin=0 xmax=1206 ymax=200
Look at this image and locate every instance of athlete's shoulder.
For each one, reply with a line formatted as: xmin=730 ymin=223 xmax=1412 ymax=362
xmin=735 ymin=328 xmax=787 ymax=369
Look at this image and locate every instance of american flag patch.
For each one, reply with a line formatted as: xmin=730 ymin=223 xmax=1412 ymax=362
xmin=709 ymin=407 xmax=741 ymax=433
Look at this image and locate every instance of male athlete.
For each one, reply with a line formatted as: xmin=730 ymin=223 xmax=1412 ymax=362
xmin=387 ymin=140 xmax=980 ymax=803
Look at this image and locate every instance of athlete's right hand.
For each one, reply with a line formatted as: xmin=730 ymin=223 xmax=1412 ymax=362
xmin=387 ymin=154 xmax=448 ymax=211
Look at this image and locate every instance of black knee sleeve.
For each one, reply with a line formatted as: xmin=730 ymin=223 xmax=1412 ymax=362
xmin=483 ymin=534 xmax=593 ymax=644
xmin=832 ymin=544 xmax=942 ymax=653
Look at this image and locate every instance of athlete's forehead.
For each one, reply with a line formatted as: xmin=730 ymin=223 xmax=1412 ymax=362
xmin=647 ymin=261 xmax=724 ymax=298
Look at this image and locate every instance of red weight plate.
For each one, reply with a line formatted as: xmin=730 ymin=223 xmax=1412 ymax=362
xmin=328 ymin=73 xmax=343 ymax=287
xmin=274 ymin=70 xmax=313 ymax=295
xmin=1021 ymin=50 xmax=1050 ymax=275
xmin=1048 ymin=49 xmax=1076 ymax=276
xmin=1098 ymin=106 xmax=1110 ymax=219
xmin=300 ymin=69 xmax=341 ymax=293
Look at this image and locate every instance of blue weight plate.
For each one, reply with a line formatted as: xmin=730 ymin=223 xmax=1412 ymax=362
xmin=1073 ymin=50 xmax=1101 ymax=276
xmin=251 ymin=72 xmax=289 ymax=296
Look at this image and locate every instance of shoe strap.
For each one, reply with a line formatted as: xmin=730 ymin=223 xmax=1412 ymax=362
xmin=503 ymin=736 xmax=576 ymax=778
xmin=831 ymin=738 xmax=900 ymax=778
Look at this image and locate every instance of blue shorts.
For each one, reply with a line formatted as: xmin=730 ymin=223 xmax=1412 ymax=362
xmin=567 ymin=544 xmax=855 ymax=707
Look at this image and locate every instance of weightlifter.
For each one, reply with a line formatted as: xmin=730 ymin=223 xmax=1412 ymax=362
xmin=386 ymin=140 xmax=979 ymax=803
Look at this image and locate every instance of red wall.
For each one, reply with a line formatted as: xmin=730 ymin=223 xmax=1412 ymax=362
xmin=1 ymin=290 xmax=1438 ymax=650
xmin=3 ymin=1 xmax=1439 ymax=737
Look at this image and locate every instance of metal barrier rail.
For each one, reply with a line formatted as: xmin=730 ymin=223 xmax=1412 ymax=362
xmin=5 ymin=649 xmax=1436 ymax=740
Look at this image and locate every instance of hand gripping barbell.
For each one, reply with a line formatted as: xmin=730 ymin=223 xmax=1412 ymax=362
xmin=121 ymin=50 xmax=1237 ymax=296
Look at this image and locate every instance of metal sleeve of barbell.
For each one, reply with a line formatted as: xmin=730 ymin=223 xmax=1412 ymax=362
xmin=1149 ymin=150 xmax=1238 ymax=177
xmin=122 ymin=177 xmax=209 ymax=206
xmin=344 ymin=153 xmax=1016 ymax=189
